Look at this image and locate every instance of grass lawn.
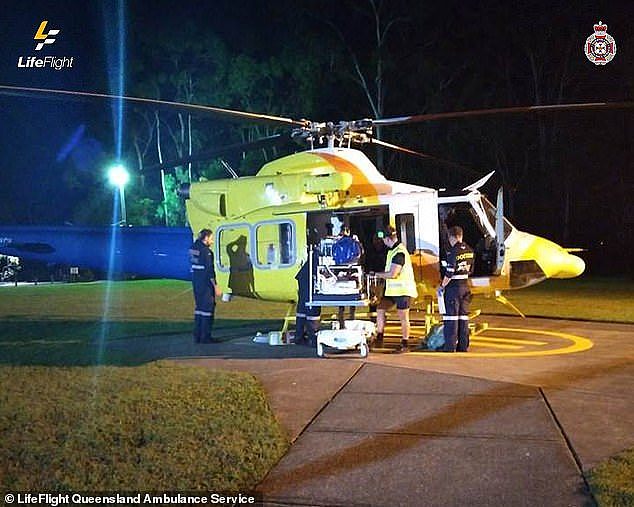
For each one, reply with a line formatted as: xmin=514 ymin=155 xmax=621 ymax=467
xmin=474 ymin=276 xmax=634 ymax=323
xmin=0 ymin=280 xmax=292 ymax=491
xmin=0 ymin=279 xmax=291 ymax=366
xmin=588 ymin=448 xmax=634 ymax=507
xmin=0 ymin=362 xmax=288 ymax=491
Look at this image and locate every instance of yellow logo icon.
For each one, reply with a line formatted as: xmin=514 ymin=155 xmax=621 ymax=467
xmin=34 ymin=20 xmax=60 ymax=51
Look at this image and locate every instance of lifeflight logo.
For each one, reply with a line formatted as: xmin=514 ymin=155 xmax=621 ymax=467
xmin=34 ymin=20 xmax=60 ymax=50
xmin=17 ymin=20 xmax=74 ymax=71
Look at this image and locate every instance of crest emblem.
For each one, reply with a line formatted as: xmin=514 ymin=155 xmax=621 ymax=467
xmin=584 ymin=21 xmax=616 ymax=65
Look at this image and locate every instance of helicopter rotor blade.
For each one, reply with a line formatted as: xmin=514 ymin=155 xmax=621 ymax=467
xmin=373 ymin=101 xmax=634 ymax=127
xmin=370 ymin=138 xmax=437 ymax=160
xmin=369 ymin=138 xmax=482 ymax=177
xmin=144 ymin=134 xmax=292 ymax=172
xmin=0 ymin=85 xmax=309 ymax=128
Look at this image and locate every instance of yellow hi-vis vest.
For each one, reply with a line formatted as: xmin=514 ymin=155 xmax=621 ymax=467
xmin=384 ymin=243 xmax=418 ymax=298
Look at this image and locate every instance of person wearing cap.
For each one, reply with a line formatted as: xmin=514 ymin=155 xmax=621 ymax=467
xmin=373 ymin=226 xmax=418 ymax=353
xmin=437 ymin=225 xmax=474 ymax=352
xmin=190 ymin=229 xmax=221 ymax=343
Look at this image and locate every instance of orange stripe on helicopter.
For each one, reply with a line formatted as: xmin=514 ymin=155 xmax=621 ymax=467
xmin=315 ymin=152 xmax=392 ymax=197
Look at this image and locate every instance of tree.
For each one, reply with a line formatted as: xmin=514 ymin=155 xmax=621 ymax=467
xmin=313 ymin=0 xmax=408 ymax=169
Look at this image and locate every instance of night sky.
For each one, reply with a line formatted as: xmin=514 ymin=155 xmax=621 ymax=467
xmin=0 ymin=0 xmax=632 ymax=274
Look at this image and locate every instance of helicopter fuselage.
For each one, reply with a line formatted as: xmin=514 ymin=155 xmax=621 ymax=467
xmin=184 ymin=147 xmax=585 ymax=303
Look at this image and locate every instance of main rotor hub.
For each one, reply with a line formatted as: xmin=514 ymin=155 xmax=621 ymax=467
xmin=291 ymin=119 xmax=374 ymax=148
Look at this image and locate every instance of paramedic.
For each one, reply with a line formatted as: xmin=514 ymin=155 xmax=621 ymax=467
xmin=190 ymin=229 xmax=221 ymax=343
xmin=295 ymin=246 xmax=321 ymax=347
xmin=438 ymin=225 xmax=474 ymax=352
xmin=374 ymin=226 xmax=418 ymax=353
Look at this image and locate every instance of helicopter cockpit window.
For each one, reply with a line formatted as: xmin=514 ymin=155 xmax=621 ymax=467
xmin=254 ymin=221 xmax=295 ymax=268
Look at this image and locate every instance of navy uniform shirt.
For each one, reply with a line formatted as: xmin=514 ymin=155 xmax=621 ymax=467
xmin=296 ymin=248 xmax=319 ymax=284
xmin=445 ymin=241 xmax=474 ymax=284
xmin=190 ymin=238 xmax=216 ymax=286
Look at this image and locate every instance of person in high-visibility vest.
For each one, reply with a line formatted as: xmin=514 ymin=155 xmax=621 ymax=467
xmin=373 ymin=226 xmax=418 ymax=353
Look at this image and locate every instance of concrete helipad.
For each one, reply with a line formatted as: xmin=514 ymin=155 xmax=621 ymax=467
xmin=174 ymin=315 xmax=634 ymax=506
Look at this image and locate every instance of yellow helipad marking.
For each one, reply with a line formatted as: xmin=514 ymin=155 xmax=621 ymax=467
xmin=472 ymin=336 xmax=548 ymax=346
xmin=407 ymin=326 xmax=594 ymax=358
xmin=469 ymin=340 xmax=522 ymax=350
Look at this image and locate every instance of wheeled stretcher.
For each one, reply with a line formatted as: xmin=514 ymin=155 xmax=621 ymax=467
xmin=316 ymin=319 xmax=376 ymax=358
xmin=306 ymin=244 xmax=380 ymax=357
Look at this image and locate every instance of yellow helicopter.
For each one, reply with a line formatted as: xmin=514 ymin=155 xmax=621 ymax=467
xmin=184 ymin=141 xmax=584 ymax=307
xmin=0 ymin=85 xmax=631 ymax=318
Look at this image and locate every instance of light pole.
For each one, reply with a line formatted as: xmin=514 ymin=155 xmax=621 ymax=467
xmin=107 ymin=164 xmax=130 ymax=225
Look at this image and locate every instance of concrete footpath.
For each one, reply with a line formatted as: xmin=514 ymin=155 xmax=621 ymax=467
xmin=175 ymin=316 xmax=634 ymax=507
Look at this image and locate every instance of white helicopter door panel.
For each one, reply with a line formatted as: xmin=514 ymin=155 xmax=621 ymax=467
xmin=495 ymin=187 xmax=506 ymax=275
xmin=385 ymin=191 xmax=439 ymax=256
xmin=417 ymin=193 xmax=440 ymax=256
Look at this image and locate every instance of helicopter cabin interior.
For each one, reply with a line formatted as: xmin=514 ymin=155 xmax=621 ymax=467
xmin=305 ymin=205 xmax=421 ymax=307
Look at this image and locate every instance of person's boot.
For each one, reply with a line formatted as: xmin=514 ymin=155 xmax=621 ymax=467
xmin=394 ymin=339 xmax=409 ymax=354
xmin=372 ymin=332 xmax=384 ymax=350
xmin=308 ymin=318 xmax=320 ymax=348
xmin=293 ymin=333 xmax=307 ymax=346
xmin=193 ymin=314 xmax=202 ymax=343
xmin=200 ymin=316 xmax=213 ymax=344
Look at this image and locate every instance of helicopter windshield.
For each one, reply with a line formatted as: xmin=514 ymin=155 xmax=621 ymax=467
xmin=481 ymin=196 xmax=513 ymax=240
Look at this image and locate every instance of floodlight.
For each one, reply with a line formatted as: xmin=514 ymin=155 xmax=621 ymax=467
xmin=107 ymin=164 xmax=130 ymax=187
xmin=107 ymin=163 xmax=130 ymax=225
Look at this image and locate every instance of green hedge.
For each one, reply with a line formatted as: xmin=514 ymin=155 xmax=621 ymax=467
xmin=0 ymin=362 xmax=289 ymax=491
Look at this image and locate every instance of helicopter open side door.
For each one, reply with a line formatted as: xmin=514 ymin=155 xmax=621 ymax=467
xmin=494 ymin=187 xmax=506 ymax=275
xmin=383 ymin=189 xmax=440 ymax=257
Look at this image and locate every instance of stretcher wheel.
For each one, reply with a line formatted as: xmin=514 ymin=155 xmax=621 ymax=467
xmin=359 ymin=342 xmax=368 ymax=358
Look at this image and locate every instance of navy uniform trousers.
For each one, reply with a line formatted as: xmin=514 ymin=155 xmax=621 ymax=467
xmin=295 ymin=281 xmax=321 ymax=344
xmin=442 ymin=282 xmax=471 ymax=352
xmin=193 ymin=270 xmax=215 ymax=343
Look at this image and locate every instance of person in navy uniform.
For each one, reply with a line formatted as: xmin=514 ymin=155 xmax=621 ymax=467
xmin=190 ymin=229 xmax=220 ymax=343
xmin=294 ymin=246 xmax=321 ymax=347
xmin=438 ymin=226 xmax=474 ymax=352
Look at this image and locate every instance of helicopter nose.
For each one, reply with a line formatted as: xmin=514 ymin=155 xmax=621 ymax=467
xmin=552 ymin=252 xmax=585 ymax=278
xmin=532 ymin=236 xmax=586 ymax=279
